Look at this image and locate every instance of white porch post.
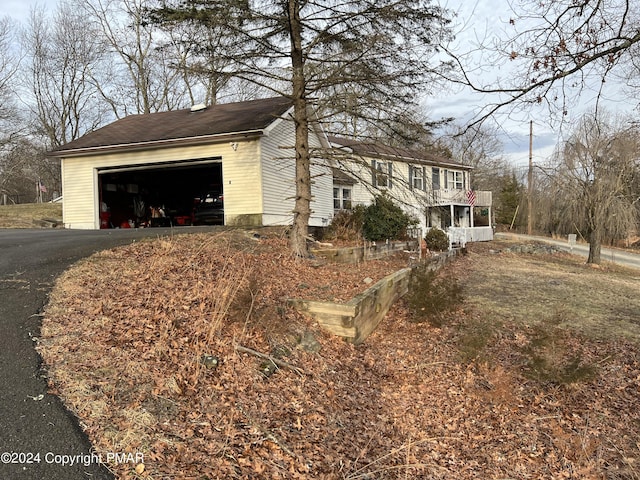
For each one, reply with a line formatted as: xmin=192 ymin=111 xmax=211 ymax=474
xmin=470 ymin=206 xmax=474 ymax=228
xmin=450 ymin=204 xmax=454 ymax=227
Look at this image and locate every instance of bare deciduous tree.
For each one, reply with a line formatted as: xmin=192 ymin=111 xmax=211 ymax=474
xmin=22 ymin=3 xmax=107 ymax=147
xmin=443 ymin=0 xmax=640 ymax=128
xmin=0 ymin=17 xmax=19 ymax=134
xmin=542 ymin=111 xmax=640 ymax=264
xmin=441 ymin=124 xmax=507 ymax=191
xmin=0 ymin=138 xmax=60 ymax=203
xmin=79 ymin=0 xmax=195 ymax=116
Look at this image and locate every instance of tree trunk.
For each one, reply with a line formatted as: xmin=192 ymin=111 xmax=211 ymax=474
xmin=587 ymin=229 xmax=601 ymax=264
xmin=287 ymin=0 xmax=311 ymax=258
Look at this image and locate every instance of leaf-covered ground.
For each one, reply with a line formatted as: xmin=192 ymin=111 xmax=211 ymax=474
xmin=38 ymin=230 xmax=640 ymax=479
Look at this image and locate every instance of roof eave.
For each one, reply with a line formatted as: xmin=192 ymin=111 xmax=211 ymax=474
xmin=47 ymin=129 xmax=265 ymax=158
xmin=328 ymin=137 xmax=471 ymax=170
xmin=376 ymin=152 xmax=472 ymax=170
xmin=343 ymin=149 xmax=472 ymax=170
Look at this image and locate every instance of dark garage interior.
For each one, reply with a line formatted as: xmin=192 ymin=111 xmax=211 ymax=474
xmin=98 ymin=160 xmax=223 ymax=229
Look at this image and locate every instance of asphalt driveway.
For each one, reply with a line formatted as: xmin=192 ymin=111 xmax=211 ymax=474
xmin=0 ymin=227 xmax=217 ymax=480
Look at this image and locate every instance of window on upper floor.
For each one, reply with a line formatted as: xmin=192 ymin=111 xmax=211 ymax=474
xmin=432 ymin=167 xmax=440 ymax=190
xmin=371 ymin=160 xmax=392 ymax=189
xmin=410 ymin=165 xmax=425 ymax=190
xmin=446 ymin=170 xmax=464 ymax=190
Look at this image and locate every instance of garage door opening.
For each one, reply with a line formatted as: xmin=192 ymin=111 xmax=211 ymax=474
xmin=98 ymin=159 xmax=223 ymax=229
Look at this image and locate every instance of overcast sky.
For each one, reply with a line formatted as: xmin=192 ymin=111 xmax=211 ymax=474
xmin=7 ymin=0 xmax=636 ymax=168
xmin=426 ymin=0 xmax=559 ymax=167
xmin=429 ymin=0 xmax=638 ymax=168
xmin=4 ymin=0 xmax=37 ymax=22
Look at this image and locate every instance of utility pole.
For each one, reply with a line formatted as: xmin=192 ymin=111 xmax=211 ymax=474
xmin=527 ymin=120 xmax=533 ymax=235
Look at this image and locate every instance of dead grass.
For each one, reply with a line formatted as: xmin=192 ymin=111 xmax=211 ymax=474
xmin=461 ymin=240 xmax=640 ymax=341
xmin=0 ymin=203 xmax=62 ymax=228
xmin=37 ymin=233 xmax=640 ymax=479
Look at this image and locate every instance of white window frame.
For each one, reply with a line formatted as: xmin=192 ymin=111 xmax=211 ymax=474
xmin=432 ymin=167 xmax=440 ymax=190
xmin=371 ymin=160 xmax=392 ymax=189
xmin=333 ymin=186 xmax=352 ymax=210
xmin=447 ymin=170 xmax=464 ymax=190
xmin=411 ymin=165 xmax=424 ymax=190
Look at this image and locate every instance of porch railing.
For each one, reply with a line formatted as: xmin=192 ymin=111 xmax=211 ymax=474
xmin=428 ymin=189 xmax=492 ymax=207
xmin=447 ymin=226 xmax=494 ymax=246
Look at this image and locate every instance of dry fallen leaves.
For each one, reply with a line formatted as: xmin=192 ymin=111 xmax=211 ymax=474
xmin=37 ymin=230 xmax=640 ymax=479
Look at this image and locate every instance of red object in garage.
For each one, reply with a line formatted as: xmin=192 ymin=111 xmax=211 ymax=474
xmin=100 ymin=212 xmax=111 ymax=229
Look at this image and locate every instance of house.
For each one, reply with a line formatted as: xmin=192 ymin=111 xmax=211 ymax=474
xmin=47 ymin=97 xmax=334 ymax=230
xmin=328 ymin=136 xmax=494 ymax=243
xmin=48 ymin=96 xmax=492 ymax=244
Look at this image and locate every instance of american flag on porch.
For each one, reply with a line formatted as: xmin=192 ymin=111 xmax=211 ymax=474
xmin=466 ymin=189 xmax=476 ymax=207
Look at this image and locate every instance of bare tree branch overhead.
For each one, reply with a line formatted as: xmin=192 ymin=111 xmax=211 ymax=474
xmin=441 ymin=0 xmax=640 ymax=129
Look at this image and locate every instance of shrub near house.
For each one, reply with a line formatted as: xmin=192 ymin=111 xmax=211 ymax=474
xmin=425 ymin=227 xmax=449 ymax=251
xmin=362 ymin=194 xmax=417 ymax=242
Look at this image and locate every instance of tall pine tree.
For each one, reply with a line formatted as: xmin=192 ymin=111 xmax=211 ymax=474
xmin=150 ymin=0 xmax=453 ymax=256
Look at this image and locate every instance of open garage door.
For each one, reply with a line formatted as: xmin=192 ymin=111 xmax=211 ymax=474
xmin=98 ymin=158 xmax=222 ymax=228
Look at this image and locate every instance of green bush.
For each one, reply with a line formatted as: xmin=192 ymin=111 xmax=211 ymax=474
xmin=362 ymin=194 xmax=417 ymax=242
xmin=424 ymin=228 xmax=449 ymax=251
xmin=405 ymin=267 xmax=463 ymax=327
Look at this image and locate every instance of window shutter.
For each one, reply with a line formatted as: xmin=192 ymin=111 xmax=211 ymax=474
xmin=371 ymin=160 xmax=377 ymax=187
xmin=408 ymin=165 xmax=414 ymax=191
xmin=444 ymin=169 xmax=448 ymax=189
xmin=422 ymin=166 xmax=427 ymax=191
xmin=388 ymin=162 xmax=393 ymax=189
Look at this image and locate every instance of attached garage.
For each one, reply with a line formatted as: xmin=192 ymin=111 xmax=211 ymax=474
xmin=48 ymin=97 xmax=334 ymax=230
xmin=98 ymin=159 xmax=222 ymax=228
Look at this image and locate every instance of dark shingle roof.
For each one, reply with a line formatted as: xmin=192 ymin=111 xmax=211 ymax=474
xmin=332 ymin=167 xmax=357 ymax=185
xmin=327 ymin=135 xmax=468 ymax=169
xmin=49 ymin=96 xmax=293 ymax=156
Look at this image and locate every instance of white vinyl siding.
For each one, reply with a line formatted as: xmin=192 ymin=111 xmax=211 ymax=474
xmin=220 ymin=140 xmax=263 ymax=224
xmin=61 ymin=141 xmax=262 ymax=229
xmin=60 ymin=158 xmax=99 ymax=229
xmin=260 ymin=117 xmax=333 ymax=227
xmin=334 ymin=157 xmax=474 ymax=235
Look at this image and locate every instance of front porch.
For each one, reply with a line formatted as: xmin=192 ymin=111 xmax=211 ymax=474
xmin=426 ymin=190 xmax=493 ymax=245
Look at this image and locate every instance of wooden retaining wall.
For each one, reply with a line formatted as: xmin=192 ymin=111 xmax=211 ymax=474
xmin=290 ymin=249 xmax=457 ymax=344
xmin=311 ymin=240 xmax=418 ymax=264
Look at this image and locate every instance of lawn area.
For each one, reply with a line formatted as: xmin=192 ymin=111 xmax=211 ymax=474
xmin=37 ymin=233 xmax=640 ymax=479
xmin=462 ymin=240 xmax=640 ymax=342
xmin=0 ymin=203 xmax=62 ymax=228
